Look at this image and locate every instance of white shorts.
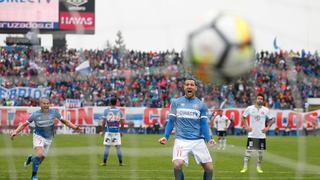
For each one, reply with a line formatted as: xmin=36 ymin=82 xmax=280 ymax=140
xmin=103 ymin=132 xmax=121 ymax=145
xmin=172 ymin=139 xmax=212 ymax=166
xmin=33 ymin=134 xmax=52 ymax=156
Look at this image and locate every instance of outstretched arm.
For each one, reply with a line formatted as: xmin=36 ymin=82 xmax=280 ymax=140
xmin=60 ymin=118 xmax=80 ymax=131
xmin=10 ymin=121 xmax=29 ymax=140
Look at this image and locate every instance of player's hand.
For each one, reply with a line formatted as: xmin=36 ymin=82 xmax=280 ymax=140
xmin=73 ymin=125 xmax=82 ymax=133
xmin=208 ymin=139 xmax=216 ymax=147
xmin=120 ymin=132 xmax=123 ymax=137
xmin=99 ymin=131 xmax=105 ymax=136
xmin=262 ymin=127 xmax=269 ymax=133
xmin=158 ymin=137 xmax=167 ymax=145
xmin=10 ymin=131 xmax=17 ymax=141
xmin=245 ymin=127 xmax=252 ymax=132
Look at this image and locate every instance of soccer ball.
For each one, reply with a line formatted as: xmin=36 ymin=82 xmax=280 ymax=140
xmin=185 ymin=13 xmax=255 ymax=83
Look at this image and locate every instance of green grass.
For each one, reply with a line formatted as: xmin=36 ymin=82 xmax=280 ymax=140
xmin=1 ymin=134 xmax=320 ymax=179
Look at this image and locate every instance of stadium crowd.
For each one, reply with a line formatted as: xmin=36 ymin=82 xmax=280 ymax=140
xmin=0 ymin=46 xmax=319 ymax=110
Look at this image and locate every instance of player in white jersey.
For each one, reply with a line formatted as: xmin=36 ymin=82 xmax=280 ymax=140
xmin=10 ymin=98 xmax=81 ymax=180
xmin=213 ymin=110 xmax=231 ymax=150
xmin=158 ymin=78 xmax=216 ymax=180
xmin=240 ymin=94 xmax=274 ymax=174
xmin=100 ymin=97 xmax=124 ymax=166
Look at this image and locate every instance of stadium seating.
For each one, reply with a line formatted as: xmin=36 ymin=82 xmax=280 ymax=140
xmin=0 ymin=47 xmax=319 ymax=110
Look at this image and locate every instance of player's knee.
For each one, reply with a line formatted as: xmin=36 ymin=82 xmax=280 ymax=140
xmin=173 ymin=160 xmax=184 ymax=169
xmin=36 ymin=154 xmax=45 ymax=159
xmin=202 ymin=163 xmax=213 ymax=172
xmin=35 ymin=148 xmax=45 ymax=157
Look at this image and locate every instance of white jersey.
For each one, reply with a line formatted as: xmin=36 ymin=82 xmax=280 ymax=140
xmin=243 ymin=105 xmax=273 ymax=139
xmin=214 ymin=115 xmax=231 ymax=131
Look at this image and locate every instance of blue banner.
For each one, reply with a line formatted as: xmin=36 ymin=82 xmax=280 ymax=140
xmin=0 ymin=86 xmax=51 ymax=99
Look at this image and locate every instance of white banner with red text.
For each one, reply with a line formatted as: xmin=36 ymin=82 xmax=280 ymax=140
xmin=0 ymin=107 xmax=319 ymax=134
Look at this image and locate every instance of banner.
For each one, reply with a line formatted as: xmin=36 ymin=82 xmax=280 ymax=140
xmin=0 ymin=21 xmax=58 ymax=29
xmin=0 ymin=0 xmax=59 ymax=27
xmin=0 ymin=86 xmax=51 ymax=99
xmin=58 ymin=0 xmax=95 ymax=33
xmin=0 ymin=107 xmax=319 ymax=130
xmin=65 ymin=99 xmax=82 ymax=108
xmin=59 ymin=12 xmax=94 ymax=30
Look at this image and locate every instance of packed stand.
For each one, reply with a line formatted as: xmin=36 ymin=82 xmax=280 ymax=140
xmin=0 ymin=46 xmax=319 ymax=110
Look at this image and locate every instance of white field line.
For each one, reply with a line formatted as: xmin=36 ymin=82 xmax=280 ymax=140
xmin=0 ymin=175 xmax=318 ymax=180
xmin=0 ymin=169 xmax=305 ymax=173
xmin=1 ymin=144 xmax=320 ymax=175
xmin=1 ymin=136 xmax=17 ymax=180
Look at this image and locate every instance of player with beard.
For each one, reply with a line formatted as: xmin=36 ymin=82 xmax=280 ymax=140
xmin=159 ymin=78 xmax=216 ymax=180
xmin=240 ymin=93 xmax=274 ymax=173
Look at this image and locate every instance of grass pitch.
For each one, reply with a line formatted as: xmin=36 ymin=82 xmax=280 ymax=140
xmin=1 ymin=134 xmax=319 ymax=179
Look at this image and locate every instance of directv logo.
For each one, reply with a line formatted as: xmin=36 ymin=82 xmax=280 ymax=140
xmin=0 ymin=0 xmax=52 ymax=3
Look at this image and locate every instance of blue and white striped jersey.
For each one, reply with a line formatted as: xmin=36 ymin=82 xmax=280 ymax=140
xmin=164 ymin=96 xmax=210 ymax=142
xmin=102 ymin=107 xmax=123 ymax=133
xmin=27 ymin=109 xmax=62 ymax=139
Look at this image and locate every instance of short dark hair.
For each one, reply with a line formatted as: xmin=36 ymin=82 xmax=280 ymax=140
xmin=257 ymin=93 xmax=264 ymax=100
xmin=110 ymin=97 xmax=117 ymax=106
xmin=184 ymin=77 xmax=198 ymax=86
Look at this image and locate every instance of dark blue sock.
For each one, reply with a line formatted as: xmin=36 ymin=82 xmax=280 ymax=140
xmin=174 ymin=169 xmax=184 ymax=180
xmin=116 ymin=145 xmax=123 ymax=163
xmin=103 ymin=146 xmax=111 ymax=163
xmin=181 ymin=170 xmax=184 ymax=180
xmin=203 ymin=171 xmax=213 ymax=180
xmin=32 ymin=156 xmax=41 ymax=177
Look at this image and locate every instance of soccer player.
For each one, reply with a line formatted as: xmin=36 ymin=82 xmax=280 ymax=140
xmin=213 ymin=110 xmax=231 ymax=150
xmin=158 ymin=78 xmax=216 ymax=180
xmin=100 ymin=97 xmax=124 ymax=166
xmin=240 ymin=93 xmax=274 ymax=174
xmin=10 ymin=98 xmax=81 ymax=180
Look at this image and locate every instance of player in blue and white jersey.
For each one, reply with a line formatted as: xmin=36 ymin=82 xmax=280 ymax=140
xmin=100 ymin=97 xmax=124 ymax=166
xmin=240 ymin=93 xmax=274 ymax=174
xmin=159 ymin=78 xmax=216 ymax=180
xmin=10 ymin=98 xmax=80 ymax=180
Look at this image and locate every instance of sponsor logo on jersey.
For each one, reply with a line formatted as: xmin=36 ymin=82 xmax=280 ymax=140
xmin=177 ymin=108 xmax=200 ymax=119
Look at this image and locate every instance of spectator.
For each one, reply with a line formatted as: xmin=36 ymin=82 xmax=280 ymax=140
xmin=127 ymin=121 xmax=135 ymax=134
xmin=285 ymin=124 xmax=291 ymax=136
xmin=146 ymin=125 xmax=153 ymax=134
xmin=0 ymin=47 xmax=318 ymax=109
xmin=138 ymin=125 xmax=145 ymax=134
xmin=153 ymin=121 xmax=160 ymax=134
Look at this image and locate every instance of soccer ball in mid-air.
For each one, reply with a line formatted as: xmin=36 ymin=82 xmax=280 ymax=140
xmin=185 ymin=13 xmax=255 ymax=83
